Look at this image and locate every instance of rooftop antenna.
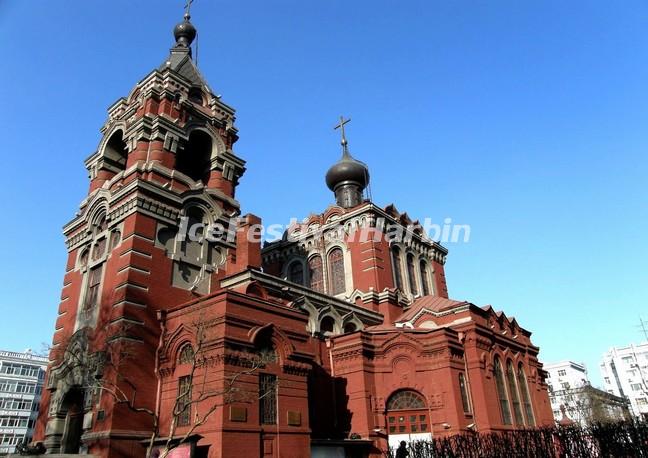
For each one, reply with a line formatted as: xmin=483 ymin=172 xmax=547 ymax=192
xmin=639 ymin=317 xmax=648 ymax=341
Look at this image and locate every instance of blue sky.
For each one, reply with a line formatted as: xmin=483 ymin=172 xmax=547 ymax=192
xmin=0 ymin=1 xmax=647 ymax=386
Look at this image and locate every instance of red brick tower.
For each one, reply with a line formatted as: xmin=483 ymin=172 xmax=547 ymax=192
xmin=34 ymin=11 xmax=248 ymax=455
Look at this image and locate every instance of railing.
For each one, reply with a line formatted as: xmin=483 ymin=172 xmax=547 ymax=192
xmin=385 ymin=420 xmax=648 ymax=458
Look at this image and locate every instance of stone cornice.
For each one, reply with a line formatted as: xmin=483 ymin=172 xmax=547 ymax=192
xmin=220 ymin=269 xmax=384 ymax=325
xmin=64 ymin=164 xmax=241 ymax=251
xmin=262 ymin=202 xmax=447 ymax=265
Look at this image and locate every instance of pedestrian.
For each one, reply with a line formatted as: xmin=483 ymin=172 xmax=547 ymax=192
xmin=396 ymin=440 xmax=409 ymax=458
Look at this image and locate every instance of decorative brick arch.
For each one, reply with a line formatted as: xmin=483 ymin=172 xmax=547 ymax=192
xmin=317 ymin=305 xmax=343 ymax=335
xmin=248 ymin=323 xmax=296 ymax=364
xmin=162 ymin=323 xmax=198 ymax=372
xmin=182 ymin=124 xmax=226 ymax=163
xmin=96 ymin=123 xmax=129 ymax=170
xmin=245 ymin=281 xmax=268 ymax=300
xmin=380 ymin=332 xmax=424 ymax=357
xmin=341 ymin=312 xmax=363 ymax=333
xmin=83 ymin=194 xmax=110 ymax=227
xmin=384 ymin=388 xmax=432 ymax=437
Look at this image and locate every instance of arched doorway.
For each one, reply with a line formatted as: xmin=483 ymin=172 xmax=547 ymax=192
xmin=60 ymin=388 xmax=85 ymax=453
xmin=385 ymin=389 xmax=431 ymax=450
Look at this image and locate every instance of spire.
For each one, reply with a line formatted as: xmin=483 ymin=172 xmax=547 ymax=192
xmin=162 ymin=1 xmax=208 ymax=87
xmin=325 ymin=116 xmax=370 ymax=209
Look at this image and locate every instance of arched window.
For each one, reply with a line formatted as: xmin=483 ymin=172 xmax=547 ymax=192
xmin=420 ymin=260 xmax=432 ymax=296
xmin=91 ymin=215 xmax=108 ymax=261
xmin=518 ymin=364 xmax=535 ymax=426
xmin=82 ymin=213 xmax=109 ymax=317
xmin=79 ymin=249 xmax=89 ymax=268
xmin=343 ymin=322 xmax=358 ymax=333
xmin=95 ymin=215 xmax=108 ymax=233
xmin=494 ymin=357 xmax=512 ymax=425
xmin=328 ymin=248 xmax=345 ymax=295
xmin=109 ymin=229 xmax=121 ymax=250
xmin=288 ymin=261 xmax=304 ymax=285
xmin=188 ymin=87 xmax=204 ymax=105
xmin=386 ymin=390 xmax=428 ymax=435
xmin=308 ymin=256 xmax=324 ymax=292
xmin=320 ymin=316 xmax=335 ymax=335
xmin=178 ymin=344 xmax=194 ymax=365
xmin=506 ymin=360 xmax=524 ymax=425
xmin=386 ymin=390 xmax=426 ymax=410
xmin=459 ymin=373 xmax=472 ymax=413
xmin=254 ymin=329 xmax=278 ymax=363
xmin=392 ymin=247 xmax=405 ymax=291
xmin=407 ymin=253 xmax=418 ymax=295
xmin=104 ymin=130 xmax=128 ymax=171
xmin=176 ymin=130 xmax=212 ymax=184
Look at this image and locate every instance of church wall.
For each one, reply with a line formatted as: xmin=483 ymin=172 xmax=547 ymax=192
xmin=328 ymin=329 xmax=470 ymax=448
xmin=156 ymin=291 xmax=314 ymax=458
xmin=443 ymin=311 xmax=555 ymax=432
xmin=345 ymin=227 xmax=395 ymax=295
xmin=431 ymin=259 xmax=449 ymax=298
xmin=35 ymin=194 xmax=246 ymax=455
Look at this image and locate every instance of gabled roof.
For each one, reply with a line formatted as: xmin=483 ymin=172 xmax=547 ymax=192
xmin=396 ymin=296 xmax=468 ymax=322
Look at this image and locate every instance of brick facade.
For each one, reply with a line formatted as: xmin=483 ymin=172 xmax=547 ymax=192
xmin=32 ymin=12 xmax=553 ymax=458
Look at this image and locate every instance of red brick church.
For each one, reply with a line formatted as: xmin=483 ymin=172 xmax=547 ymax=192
xmin=33 ymin=9 xmax=553 ymax=458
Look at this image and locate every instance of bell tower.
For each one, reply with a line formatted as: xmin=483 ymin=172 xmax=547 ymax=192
xmin=35 ymin=10 xmax=248 ymax=455
xmin=86 ymin=11 xmax=245 ymax=198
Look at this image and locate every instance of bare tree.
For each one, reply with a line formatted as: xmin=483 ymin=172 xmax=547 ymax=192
xmin=559 ymin=385 xmax=629 ymax=425
xmin=158 ymin=320 xmax=277 ymax=458
xmin=46 ymin=319 xmax=275 ymax=458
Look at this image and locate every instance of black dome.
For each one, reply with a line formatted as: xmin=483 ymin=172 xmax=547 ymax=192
xmin=325 ymin=152 xmax=370 ymax=191
xmin=174 ymin=14 xmax=197 ymax=47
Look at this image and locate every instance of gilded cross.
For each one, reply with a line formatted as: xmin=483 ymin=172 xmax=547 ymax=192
xmin=334 ymin=116 xmax=351 ymax=152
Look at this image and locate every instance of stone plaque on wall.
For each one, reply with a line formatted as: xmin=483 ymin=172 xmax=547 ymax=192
xmin=229 ymin=406 xmax=247 ymax=422
xmin=287 ymin=410 xmax=302 ymax=426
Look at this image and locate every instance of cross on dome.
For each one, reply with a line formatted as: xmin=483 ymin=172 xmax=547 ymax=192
xmin=334 ymin=116 xmax=351 ymax=155
xmin=185 ymin=0 xmax=194 ymax=16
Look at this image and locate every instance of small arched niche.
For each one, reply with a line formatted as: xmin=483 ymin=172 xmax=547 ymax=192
xmin=188 ymin=87 xmax=204 ymax=105
xmin=176 ymin=130 xmax=212 ymax=184
xmin=343 ymin=322 xmax=358 ymax=333
xmin=320 ymin=316 xmax=335 ymax=336
xmin=103 ymin=130 xmax=128 ymax=171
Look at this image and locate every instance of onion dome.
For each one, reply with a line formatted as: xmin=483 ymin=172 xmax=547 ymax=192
xmin=325 ymin=150 xmax=370 ymax=191
xmin=174 ymin=13 xmax=197 ymax=48
xmin=325 ymin=116 xmax=370 ymax=208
